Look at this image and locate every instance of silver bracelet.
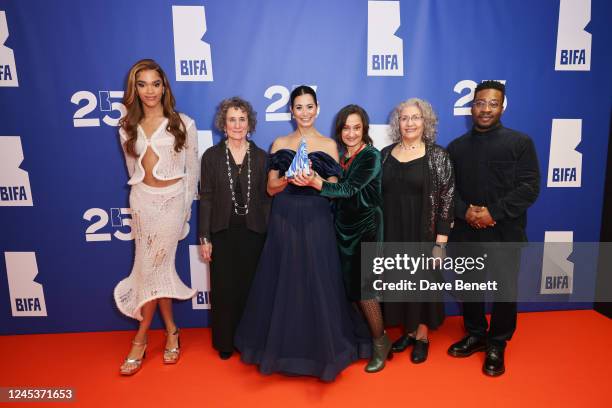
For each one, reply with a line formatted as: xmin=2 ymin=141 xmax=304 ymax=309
xmin=199 ymin=237 xmax=210 ymax=245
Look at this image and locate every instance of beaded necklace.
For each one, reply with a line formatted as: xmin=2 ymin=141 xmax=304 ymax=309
xmin=399 ymin=140 xmax=423 ymax=150
xmin=225 ymin=140 xmax=251 ymax=215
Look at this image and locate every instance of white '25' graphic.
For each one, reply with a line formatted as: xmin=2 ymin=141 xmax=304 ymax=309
xmin=83 ymin=207 xmax=133 ymax=242
xmin=71 ymin=91 xmax=126 ymax=127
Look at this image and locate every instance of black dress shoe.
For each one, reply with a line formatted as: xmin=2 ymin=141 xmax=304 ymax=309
xmin=447 ymin=335 xmax=486 ymax=357
xmin=410 ymin=339 xmax=429 ymax=364
xmin=483 ymin=346 xmax=505 ymax=376
xmin=391 ymin=334 xmax=416 ymax=353
xmin=219 ymin=351 xmax=233 ymax=360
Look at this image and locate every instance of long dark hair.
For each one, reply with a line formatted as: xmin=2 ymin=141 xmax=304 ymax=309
xmin=119 ymin=59 xmax=186 ymax=157
xmin=290 ymin=85 xmax=318 ymax=108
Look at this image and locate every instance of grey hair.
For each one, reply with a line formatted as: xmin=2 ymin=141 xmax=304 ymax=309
xmin=214 ymin=96 xmax=257 ymax=134
xmin=388 ymin=98 xmax=438 ymax=144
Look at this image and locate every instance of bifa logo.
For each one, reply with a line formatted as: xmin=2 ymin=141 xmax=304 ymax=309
xmin=540 ymin=231 xmax=574 ymax=294
xmin=0 ymin=136 xmax=33 ymax=206
xmin=189 ymin=245 xmax=211 ymax=309
xmin=172 ymin=5 xmax=213 ymax=81
xmin=547 ymin=119 xmax=582 ymax=187
xmin=0 ymin=11 xmax=18 ymax=87
xmin=555 ymin=0 xmax=591 ymax=71
xmin=5 ymin=252 xmax=47 ymax=316
xmin=369 ymin=124 xmax=393 ymax=151
xmin=367 ymin=1 xmax=403 ymax=76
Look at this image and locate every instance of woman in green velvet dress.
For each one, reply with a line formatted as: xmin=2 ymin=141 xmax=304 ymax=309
xmin=296 ymin=104 xmax=391 ymax=373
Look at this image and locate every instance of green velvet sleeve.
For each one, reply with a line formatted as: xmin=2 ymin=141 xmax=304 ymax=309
xmin=320 ymin=147 xmax=381 ymax=198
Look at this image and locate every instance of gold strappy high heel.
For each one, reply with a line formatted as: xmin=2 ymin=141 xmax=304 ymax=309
xmin=120 ymin=339 xmax=147 ymax=376
xmin=163 ymin=328 xmax=180 ymax=364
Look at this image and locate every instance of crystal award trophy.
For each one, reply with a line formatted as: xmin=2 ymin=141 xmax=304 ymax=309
xmin=285 ymin=138 xmax=310 ymax=178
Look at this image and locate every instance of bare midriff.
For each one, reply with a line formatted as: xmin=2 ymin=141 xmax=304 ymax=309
xmin=141 ymin=145 xmax=181 ymax=187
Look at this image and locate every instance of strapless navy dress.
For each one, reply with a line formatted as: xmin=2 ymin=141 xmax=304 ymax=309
xmin=234 ymin=149 xmax=370 ymax=382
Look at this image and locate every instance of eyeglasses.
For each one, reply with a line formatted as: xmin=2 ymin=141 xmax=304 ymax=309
xmin=473 ymin=100 xmax=501 ymax=110
xmin=400 ymin=115 xmax=424 ymax=123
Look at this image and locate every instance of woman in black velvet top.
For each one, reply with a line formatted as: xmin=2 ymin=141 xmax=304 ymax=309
xmin=301 ymin=104 xmax=392 ymax=373
xmin=198 ymin=97 xmax=270 ymax=360
xmin=381 ymin=98 xmax=454 ymax=364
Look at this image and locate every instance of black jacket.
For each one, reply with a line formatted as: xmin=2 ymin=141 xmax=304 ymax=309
xmin=447 ymin=124 xmax=540 ymax=242
xmin=199 ymin=140 xmax=271 ymax=240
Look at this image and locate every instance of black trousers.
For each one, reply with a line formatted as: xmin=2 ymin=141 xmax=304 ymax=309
xmin=210 ymin=223 xmax=265 ymax=353
xmin=460 ymin=244 xmax=521 ymax=348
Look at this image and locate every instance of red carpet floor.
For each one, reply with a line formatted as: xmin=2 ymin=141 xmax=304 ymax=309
xmin=1 ymin=310 xmax=609 ymax=407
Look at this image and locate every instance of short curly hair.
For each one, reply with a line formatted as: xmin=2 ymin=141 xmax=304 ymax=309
xmin=214 ymin=97 xmax=257 ymax=134
xmin=388 ymin=98 xmax=438 ymax=144
xmin=475 ymin=80 xmax=505 ymax=102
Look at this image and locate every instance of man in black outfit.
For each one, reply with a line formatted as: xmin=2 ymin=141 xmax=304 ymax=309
xmin=446 ymin=81 xmax=540 ymax=376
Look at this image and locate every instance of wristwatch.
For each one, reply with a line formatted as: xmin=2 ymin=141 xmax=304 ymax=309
xmin=434 ymin=242 xmax=447 ymax=249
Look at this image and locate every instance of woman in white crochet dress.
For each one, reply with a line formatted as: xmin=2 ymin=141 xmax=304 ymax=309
xmin=114 ymin=59 xmax=199 ymax=376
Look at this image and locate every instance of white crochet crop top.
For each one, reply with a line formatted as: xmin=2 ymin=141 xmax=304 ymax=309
xmin=119 ymin=113 xmax=200 ymax=212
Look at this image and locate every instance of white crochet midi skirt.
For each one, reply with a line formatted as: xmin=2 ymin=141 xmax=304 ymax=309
xmin=114 ymin=180 xmax=196 ymax=321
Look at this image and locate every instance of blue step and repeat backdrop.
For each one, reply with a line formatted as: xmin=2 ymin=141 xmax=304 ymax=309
xmin=1 ymin=0 xmax=610 ymax=334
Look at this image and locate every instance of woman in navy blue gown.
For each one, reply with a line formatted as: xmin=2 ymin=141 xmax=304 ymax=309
xmin=234 ymin=86 xmax=369 ymax=382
